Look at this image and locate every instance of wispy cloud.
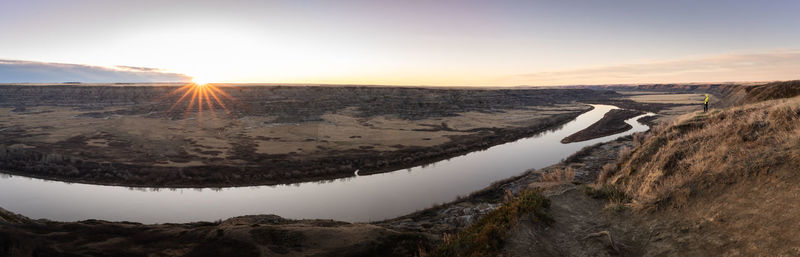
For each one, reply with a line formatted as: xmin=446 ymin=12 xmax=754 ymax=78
xmin=514 ymin=50 xmax=800 ymax=85
xmin=114 ymin=65 xmax=166 ymax=72
xmin=0 ymin=59 xmax=190 ymax=83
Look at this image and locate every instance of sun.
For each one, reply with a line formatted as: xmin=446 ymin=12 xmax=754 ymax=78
xmin=191 ymin=76 xmax=212 ymax=86
xmin=163 ymin=80 xmax=236 ymax=122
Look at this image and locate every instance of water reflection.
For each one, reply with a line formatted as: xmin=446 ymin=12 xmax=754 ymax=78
xmin=0 ymin=105 xmax=653 ymax=224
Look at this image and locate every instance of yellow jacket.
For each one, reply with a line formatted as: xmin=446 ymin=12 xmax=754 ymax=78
xmin=704 ymin=94 xmax=710 ymax=104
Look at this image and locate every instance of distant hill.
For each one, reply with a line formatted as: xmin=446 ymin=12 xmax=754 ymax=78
xmin=740 ymin=80 xmax=800 ymax=103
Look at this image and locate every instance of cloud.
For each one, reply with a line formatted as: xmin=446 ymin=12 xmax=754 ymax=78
xmin=514 ymin=50 xmax=800 ymax=85
xmin=0 ymin=59 xmax=191 ymax=83
xmin=114 ymin=65 xmax=165 ymax=72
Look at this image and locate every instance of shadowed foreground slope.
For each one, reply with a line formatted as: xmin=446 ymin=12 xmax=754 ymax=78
xmin=0 ymin=209 xmax=432 ymax=257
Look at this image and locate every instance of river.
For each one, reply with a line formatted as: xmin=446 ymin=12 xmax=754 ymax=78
xmin=0 ymin=104 xmax=652 ymax=224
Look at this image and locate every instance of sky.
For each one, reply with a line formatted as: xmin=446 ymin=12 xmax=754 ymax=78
xmin=1 ymin=0 xmax=799 ymax=86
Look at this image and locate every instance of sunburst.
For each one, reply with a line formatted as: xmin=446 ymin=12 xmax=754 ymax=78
xmin=164 ymin=83 xmax=236 ymax=121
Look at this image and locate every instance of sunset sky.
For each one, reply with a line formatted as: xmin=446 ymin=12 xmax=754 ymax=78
xmin=1 ymin=0 xmax=799 ymax=86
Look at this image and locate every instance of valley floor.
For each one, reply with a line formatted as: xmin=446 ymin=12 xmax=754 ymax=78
xmin=3 ymin=83 xmax=760 ymax=256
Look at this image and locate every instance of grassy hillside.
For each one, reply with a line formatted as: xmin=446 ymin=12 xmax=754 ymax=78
xmin=591 ymin=88 xmax=800 ymax=255
xmin=600 ymin=94 xmax=800 ymax=210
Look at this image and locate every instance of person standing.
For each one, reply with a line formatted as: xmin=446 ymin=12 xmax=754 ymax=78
xmin=704 ymin=94 xmax=710 ymax=112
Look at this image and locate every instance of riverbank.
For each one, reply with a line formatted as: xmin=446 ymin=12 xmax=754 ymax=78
xmin=561 ymin=109 xmax=644 ymax=143
xmin=0 ymin=135 xmax=638 ymax=257
xmin=376 ymin=135 xmax=637 ymax=235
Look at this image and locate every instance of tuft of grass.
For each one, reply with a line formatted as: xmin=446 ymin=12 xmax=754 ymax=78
xmin=540 ymin=167 xmax=576 ymax=183
xmin=632 ymin=132 xmax=646 ymax=148
xmin=584 ymin=184 xmax=629 ymax=203
xmin=429 ymin=187 xmax=551 ymax=257
xmin=617 ymin=146 xmax=633 ymax=163
xmin=597 ymin=163 xmax=617 ymax=184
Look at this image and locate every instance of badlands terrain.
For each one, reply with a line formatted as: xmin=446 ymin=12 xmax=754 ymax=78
xmin=4 ymin=81 xmax=796 ymax=256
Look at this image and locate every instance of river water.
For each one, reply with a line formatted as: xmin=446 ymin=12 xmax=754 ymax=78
xmin=0 ymin=104 xmax=652 ymax=224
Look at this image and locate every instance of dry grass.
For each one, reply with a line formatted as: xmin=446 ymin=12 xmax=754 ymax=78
xmin=617 ymin=146 xmax=633 ymax=163
xmin=632 ymin=132 xmax=646 ymax=147
xmin=540 ymin=167 xmax=576 ymax=183
xmin=602 ymin=95 xmax=800 ymax=211
xmin=429 ymin=187 xmax=551 ymax=257
xmin=597 ymin=163 xmax=617 ymax=184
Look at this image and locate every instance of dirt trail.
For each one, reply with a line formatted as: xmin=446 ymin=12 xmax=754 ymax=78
xmin=503 ymin=186 xmax=653 ymax=257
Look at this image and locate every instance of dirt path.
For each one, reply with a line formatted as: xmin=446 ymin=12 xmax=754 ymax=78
xmin=503 ymin=186 xmax=653 ymax=257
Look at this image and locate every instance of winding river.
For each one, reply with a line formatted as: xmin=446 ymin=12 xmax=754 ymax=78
xmin=0 ymin=104 xmax=653 ymax=224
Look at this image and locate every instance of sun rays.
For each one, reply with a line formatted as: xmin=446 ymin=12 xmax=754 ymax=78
xmin=164 ymin=83 xmax=236 ymax=122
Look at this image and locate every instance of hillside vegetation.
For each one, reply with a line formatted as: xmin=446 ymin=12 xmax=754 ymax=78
xmin=601 ymin=89 xmax=800 ymax=210
xmin=592 ymin=82 xmax=800 ymax=255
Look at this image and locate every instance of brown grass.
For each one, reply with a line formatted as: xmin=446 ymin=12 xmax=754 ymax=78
xmin=602 ymin=95 xmax=800 ymax=210
xmin=597 ymin=163 xmax=617 ymax=184
xmin=632 ymin=132 xmax=646 ymax=147
xmin=540 ymin=167 xmax=576 ymax=183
